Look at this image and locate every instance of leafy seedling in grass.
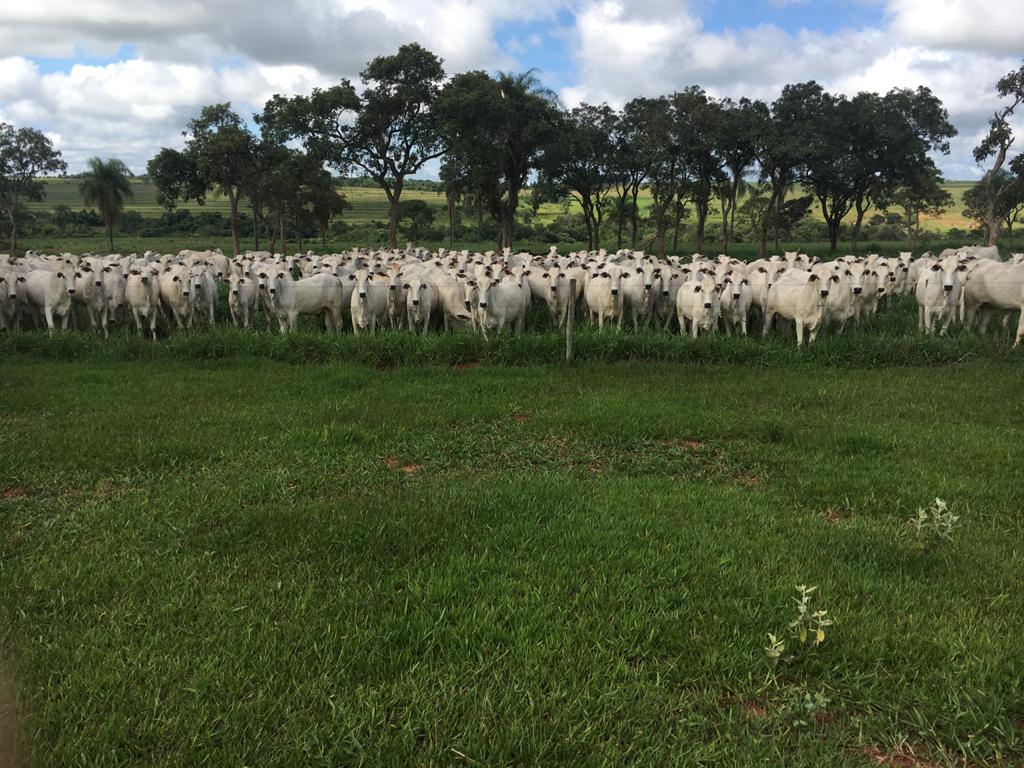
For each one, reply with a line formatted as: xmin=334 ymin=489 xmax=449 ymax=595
xmin=789 ymin=584 xmax=833 ymax=646
xmin=909 ymin=497 xmax=960 ymax=553
xmin=780 ymin=686 xmax=832 ymax=729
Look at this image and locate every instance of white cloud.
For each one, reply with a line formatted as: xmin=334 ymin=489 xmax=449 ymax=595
xmin=886 ymin=0 xmax=1024 ymax=55
xmin=0 ymin=0 xmax=1022 ymax=179
xmin=563 ymin=0 xmax=1024 ymax=179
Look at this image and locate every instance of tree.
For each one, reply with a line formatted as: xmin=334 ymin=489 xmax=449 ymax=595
xmin=715 ymin=98 xmax=765 ymax=253
xmin=537 ymin=103 xmax=617 ymax=250
xmin=185 ymin=104 xmax=254 ymax=257
xmin=397 ymin=199 xmax=436 ymax=242
xmin=963 ymin=169 xmax=1024 ymax=244
xmin=51 ymin=204 xmax=72 ymax=238
xmin=672 ymin=87 xmax=723 ymax=253
xmin=438 ymin=69 xmax=561 ymax=251
xmin=783 ymin=83 xmax=856 ymax=252
xmin=147 ymin=148 xmax=205 ymax=210
xmin=0 ymin=122 xmax=66 ymax=256
xmin=611 ymin=99 xmax=656 ymax=249
xmin=78 ymin=157 xmax=134 ymax=252
xmin=973 ymin=61 xmax=1024 ymax=246
xmin=307 ymin=177 xmax=350 ymax=249
xmin=262 ymin=44 xmax=445 ymax=249
xmin=148 ymin=104 xmax=254 ymax=256
xmin=845 ymin=87 xmax=955 ymax=253
xmin=885 ymin=166 xmax=953 ymax=249
xmin=757 ymin=89 xmax=809 ymax=257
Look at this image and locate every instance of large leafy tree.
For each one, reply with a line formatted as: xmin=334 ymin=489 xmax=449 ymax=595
xmin=781 ymin=82 xmax=856 ymax=253
xmin=0 ymin=122 xmax=66 ymax=256
xmin=148 ymin=103 xmax=254 ymax=256
xmin=438 ymin=69 xmax=561 ymax=250
xmin=78 ymin=157 xmax=134 ymax=252
xmin=715 ymin=98 xmax=765 ymax=253
xmin=756 ymin=88 xmax=811 ymax=257
xmin=672 ymin=87 xmax=723 ymax=254
xmin=963 ymin=169 xmax=1024 ymax=244
xmin=883 ymin=166 xmax=953 ymax=249
xmin=262 ymin=43 xmax=445 ymax=249
xmin=845 ymin=87 xmax=955 ymax=253
xmin=537 ymin=102 xmax=617 ymax=250
xmin=973 ymin=61 xmax=1024 ymax=246
xmin=612 ymin=98 xmax=659 ymax=250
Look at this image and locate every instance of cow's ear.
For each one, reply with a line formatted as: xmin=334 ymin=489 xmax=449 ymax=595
xmin=75 ymin=272 xmax=82 ymax=278
xmin=758 ymin=266 xmax=767 ymax=273
xmin=348 ymin=274 xmax=356 ymax=280
xmin=601 ymin=272 xmax=610 ymax=278
xmin=808 ymin=273 xmax=819 ymax=282
xmin=742 ymin=279 xmax=749 ymax=285
xmin=930 ymin=264 xmax=941 ymax=271
xmin=957 ymin=264 xmax=967 ymax=271
xmin=467 ymin=279 xmax=476 ymax=286
xmin=56 ymin=272 xmax=64 ymax=278
xmin=403 ymin=283 xmax=410 ymax=289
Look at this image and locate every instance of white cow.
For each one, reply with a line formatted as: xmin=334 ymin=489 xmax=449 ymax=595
xmin=476 ymin=274 xmax=527 ymax=337
xmin=719 ymin=272 xmax=752 ymax=336
xmin=227 ymin=274 xmax=258 ymax=329
xmin=764 ymin=270 xmax=830 ymax=347
xmin=584 ymin=264 xmax=624 ymax=330
xmin=404 ymin=275 xmax=437 ymax=334
xmin=349 ymin=269 xmax=389 ymax=334
xmin=126 ymin=267 xmax=161 ymax=340
xmin=962 ymin=261 xmax=1024 ymax=346
xmin=264 ymin=270 xmax=344 ymax=334
xmin=676 ymin=273 xmax=720 ymax=338
xmin=24 ymin=270 xmax=73 ymax=334
xmin=158 ymin=265 xmax=192 ymax=329
xmin=71 ymin=265 xmax=108 ymax=336
xmin=915 ymin=255 xmax=964 ymax=335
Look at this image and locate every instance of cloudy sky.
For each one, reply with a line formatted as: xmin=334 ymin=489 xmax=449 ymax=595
xmin=0 ymin=0 xmax=1021 ymax=179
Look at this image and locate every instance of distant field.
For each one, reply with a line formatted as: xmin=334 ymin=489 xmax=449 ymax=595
xmin=26 ymin=178 xmax=977 ymax=232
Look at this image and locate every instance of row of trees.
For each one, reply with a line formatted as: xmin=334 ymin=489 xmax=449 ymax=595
xmin=4 ymin=47 xmax=1024 ymax=257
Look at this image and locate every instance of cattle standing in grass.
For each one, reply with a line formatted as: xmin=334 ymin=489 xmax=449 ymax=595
xmin=126 ymin=267 xmax=160 ymax=340
xmin=24 ymin=270 xmax=73 ymax=335
xmin=764 ymin=270 xmax=830 ymax=347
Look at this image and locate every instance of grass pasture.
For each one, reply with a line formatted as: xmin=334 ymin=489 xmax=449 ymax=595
xmin=26 ymin=177 xmax=978 ymax=232
xmin=1 ymin=307 xmax=1024 ymax=765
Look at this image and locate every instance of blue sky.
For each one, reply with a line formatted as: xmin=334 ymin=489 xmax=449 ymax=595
xmin=0 ymin=0 xmax=1021 ymax=178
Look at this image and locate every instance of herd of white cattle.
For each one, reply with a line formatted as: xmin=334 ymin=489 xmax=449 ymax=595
xmin=1 ymin=244 xmax=1022 ymax=347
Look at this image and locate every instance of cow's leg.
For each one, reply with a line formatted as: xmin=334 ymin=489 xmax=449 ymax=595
xmin=795 ymin=318 xmax=805 ymax=348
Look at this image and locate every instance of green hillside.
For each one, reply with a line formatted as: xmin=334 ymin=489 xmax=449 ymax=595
xmin=27 ymin=177 xmax=978 ymax=233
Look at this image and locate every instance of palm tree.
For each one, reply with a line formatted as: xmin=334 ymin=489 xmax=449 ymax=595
xmin=79 ymin=157 xmax=133 ymax=252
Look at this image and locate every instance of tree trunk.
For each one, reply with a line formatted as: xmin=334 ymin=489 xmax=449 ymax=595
xmin=279 ymin=211 xmax=286 ymax=255
xmin=106 ymin=219 xmax=114 ymax=253
xmin=386 ymin=178 xmax=404 ymax=250
xmin=227 ymin=188 xmax=241 ymax=257
xmin=827 ymin=216 xmax=840 ymax=253
xmin=614 ymin=189 xmax=625 ymax=250
xmin=253 ymin=206 xmax=260 ymax=251
xmin=297 ymin=216 xmax=303 ymax=252
xmin=8 ymin=205 xmax=17 ymax=258
xmin=850 ymin=202 xmax=867 ymax=256
xmin=630 ymin=184 xmax=641 ymax=250
xmin=695 ymin=203 xmax=707 ymax=254
xmin=447 ymin=194 xmax=455 ymax=250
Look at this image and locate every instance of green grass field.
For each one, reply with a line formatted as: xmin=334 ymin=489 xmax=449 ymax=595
xmin=1 ymin=300 xmax=1023 ymax=766
xmin=26 ymin=178 xmax=978 ymax=232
